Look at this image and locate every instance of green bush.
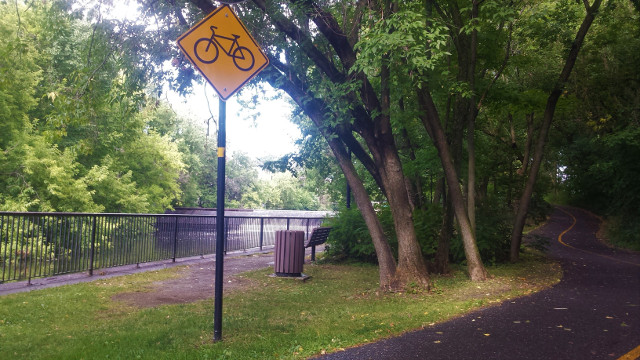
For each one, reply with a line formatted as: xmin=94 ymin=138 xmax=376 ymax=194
xmin=412 ymin=205 xmax=442 ymax=257
xmin=604 ymin=215 xmax=640 ymax=251
xmin=323 ymin=207 xmax=381 ymax=263
xmin=450 ymin=199 xmax=512 ymax=265
xmin=323 ymin=204 xmax=442 ymax=264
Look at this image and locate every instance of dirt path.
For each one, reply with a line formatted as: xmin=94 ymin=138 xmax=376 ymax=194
xmin=318 ymin=207 xmax=640 ymax=360
xmin=111 ymin=252 xmax=275 ymax=307
xmin=112 ymin=245 xmax=323 ymax=308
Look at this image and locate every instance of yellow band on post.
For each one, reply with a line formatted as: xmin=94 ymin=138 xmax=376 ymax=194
xmin=217 ymin=147 xmax=225 ymax=158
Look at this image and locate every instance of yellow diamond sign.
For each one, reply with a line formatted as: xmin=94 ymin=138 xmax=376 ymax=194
xmin=177 ymin=5 xmax=269 ymax=101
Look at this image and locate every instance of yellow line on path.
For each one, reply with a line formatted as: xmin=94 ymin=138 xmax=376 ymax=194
xmin=618 ymin=344 xmax=640 ymax=360
xmin=556 ymin=209 xmax=640 ymax=359
xmin=556 ymin=207 xmax=639 ymax=267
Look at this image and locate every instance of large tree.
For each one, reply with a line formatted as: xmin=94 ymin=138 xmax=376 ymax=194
xmin=509 ymin=0 xmax=603 ymax=261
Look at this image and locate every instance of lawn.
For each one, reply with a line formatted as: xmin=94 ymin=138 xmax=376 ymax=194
xmin=0 ymin=250 xmax=560 ymax=359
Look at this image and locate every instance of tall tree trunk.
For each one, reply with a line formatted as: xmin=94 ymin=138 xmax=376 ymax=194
xmin=378 ymin=145 xmax=430 ymax=288
xmin=517 ymin=112 xmax=535 ymax=176
xmin=332 ymin=139 xmax=398 ymax=288
xmin=466 ymin=0 xmax=479 ymax=235
xmin=510 ymin=0 xmax=603 ymax=262
xmin=433 ymin=187 xmax=453 ymax=274
xmin=400 ymin=126 xmax=424 ymax=211
xmin=433 ymin=177 xmax=444 ymax=205
xmin=467 ymin=113 xmax=477 ymax=232
xmin=376 ymin=40 xmax=430 ymax=288
xmin=260 ymin=67 xmax=398 ymax=287
xmin=418 ymin=90 xmax=488 ymax=281
xmin=246 ymin=0 xmax=430 ymax=289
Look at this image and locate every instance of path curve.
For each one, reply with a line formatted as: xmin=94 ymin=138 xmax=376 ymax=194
xmin=317 ymin=207 xmax=640 ymax=360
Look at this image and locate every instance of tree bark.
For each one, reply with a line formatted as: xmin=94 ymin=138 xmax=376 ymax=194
xmin=418 ymin=90 xmax=488 ymax=281
xmin=378 ymin=142 xmax=430 ymax=288
xmin=517 ymin=112 xmax=535 ymax=176
xmin=433 ymin=187 xmax=453 ymax=274
xmin=466 ymin=0 xmax=479 ymax=235
xmin=510 ymin=0 xmax=603 ymax=262
xmin=332 ymin=139 xmax=398 ymax=289
xmin=259 ymin=66 xmax=398 ymax=287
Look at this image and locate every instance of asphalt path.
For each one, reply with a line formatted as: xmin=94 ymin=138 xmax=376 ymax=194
xmin=317 ymin=207 xmax=640 ymax=360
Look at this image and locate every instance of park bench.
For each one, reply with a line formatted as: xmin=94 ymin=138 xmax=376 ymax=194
xmin=305 ymin=227 xmax=331 ymax=262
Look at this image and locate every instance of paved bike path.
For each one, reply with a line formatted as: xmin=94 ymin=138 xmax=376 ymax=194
xmin=318 ymin=207 xmax=640 ymax=360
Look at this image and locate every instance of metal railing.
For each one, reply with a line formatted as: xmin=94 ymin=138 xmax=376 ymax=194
xmin=0 ymin=212 xmax=325 ymax=283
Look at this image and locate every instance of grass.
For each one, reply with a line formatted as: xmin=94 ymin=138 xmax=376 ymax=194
xmin=0 ymin=250 xmax=561 ymax=360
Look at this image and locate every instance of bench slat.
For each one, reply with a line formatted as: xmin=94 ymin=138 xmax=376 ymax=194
xmin=305 ymin=227 xmax=331 ymax=262
xmin=305 ymin=227 xmax=331 ymax=247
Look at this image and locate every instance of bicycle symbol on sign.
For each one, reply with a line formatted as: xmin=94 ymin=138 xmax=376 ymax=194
xmin=194 ymin=26 xmax=255 ymax=71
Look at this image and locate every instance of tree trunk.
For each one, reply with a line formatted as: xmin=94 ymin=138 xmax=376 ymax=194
xmin=466 ymin=0 xmax=479 ymax=235
xmin=332 ymin=140 xmax=398 ymax=288
xmin=378 ymin=145 xmax=430 ymax=288
xmin=371 ymin=35 xmax=430 ymax=289
xmin=400 ymin=127 xmax=424 ymax=211
xmin=517 ymin=112 xmax=535 ymax=176
xmin=510 ymin=0 xmax=603 ymax=262
xmin=259 ymin=66 xmax=398 ymax=287
xmin=433 ymin=187 xmax=453 ymax=274
xmin=433 ymin=177 xmax=444 ymax=205
xmin=467 ymin=114 xmax=477 ymax=233
xmin=418 ymin=90 xmax=488 ymax=281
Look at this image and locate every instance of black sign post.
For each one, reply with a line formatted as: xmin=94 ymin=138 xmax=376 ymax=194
xmin=213 ymin=98 xmax=226 ymax=342
xmin=177 ymin=5 xmax=268 ymax=342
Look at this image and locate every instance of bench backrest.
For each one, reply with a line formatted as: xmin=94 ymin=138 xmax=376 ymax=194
xmin=306 ymin=227 xmax=331 ymax=247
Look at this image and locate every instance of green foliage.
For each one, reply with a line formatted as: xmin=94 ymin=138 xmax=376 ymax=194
xmin=257 ymin=172 xmax=320 ymax=210
xmin=226 ymin=152 xmax=259 ymax=207
xmin=563 ymin=128 xmax=640 ymax=248
xmin=451 ymin=200 xmax=512 ymax=265
xmin=557 ymin=1 xmax=639 ymax=248
xmin=323 ymin=207 xmax=380 ymax=263
xmin=412 ymin=205 xmax=443 ymax=257
xmin=604 ymin=216 xmax=640 ymax=251
xmin=353 ymin=4 xmax=451 ymax=78
xmin=0 ymin=2 xmax=191 ymax=214
xmin=324 ymin=204 xmax=442 ymax=264
xmin=84 ymin=156 xmax=150 ymax=213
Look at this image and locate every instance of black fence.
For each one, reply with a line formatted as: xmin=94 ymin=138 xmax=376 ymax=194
xmin=0 ymin=212 xmax=325 ymax=283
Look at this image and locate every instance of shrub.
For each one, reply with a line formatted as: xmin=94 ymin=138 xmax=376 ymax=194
xmin=323 ymin=204 xmax=442 ymax=264
xmin=450 ymin=199 xmax=512 ymax=265
xmin=604 ymin=215 xmax=640 ymax=251
xmin=323 ymin=207 xmax=381 ymax=263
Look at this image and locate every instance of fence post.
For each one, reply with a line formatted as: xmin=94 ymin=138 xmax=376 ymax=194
xmin=89 ymin=216 xmax=97 ymax=276
xmin=172 ymin=216 xmax=179 ymax=262
xmin=224 ymin=217 xmax=229 ymax=255
xmin=286 ymin=218 xmax=290 ymax=230
xmin=259 ymin=218 xmax=264 ymax=250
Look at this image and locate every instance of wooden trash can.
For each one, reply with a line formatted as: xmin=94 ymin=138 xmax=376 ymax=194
xmin=274 ymin=230 xmax=305 ymax=277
